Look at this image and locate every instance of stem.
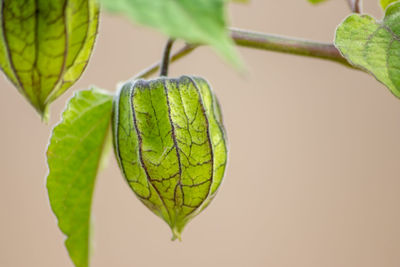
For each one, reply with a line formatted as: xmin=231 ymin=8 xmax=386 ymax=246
xmin=133 ymin=44 xmax=195 ymax=80
xmin=134 ymin=28 xmax=355 ymax=80
xmin=160 ymin=38 xmax=175 ymax=76
xmin=347 ymin=0 xmax=361 ymax=13
xmin=231 ymin=28 xmax=351 ymax=67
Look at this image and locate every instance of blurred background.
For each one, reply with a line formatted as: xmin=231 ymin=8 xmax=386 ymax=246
xmin=1 ymin=1 xmax=399 ymax=267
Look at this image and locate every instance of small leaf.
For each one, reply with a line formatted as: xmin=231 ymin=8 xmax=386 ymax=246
xmin=308 ymin=0 xmax=328 ymax=4
xmin=335 ymin=2 xmax=400 ymax=98
xmin=99 ymin=0 xmax=241 ymax=68
xmin=380 ymin=0 xmax=399 ymax=10
xmin=47 ymin=88 xmax=113 ymax=267
xmin=0 ymin=0 xmax=99 ymax=119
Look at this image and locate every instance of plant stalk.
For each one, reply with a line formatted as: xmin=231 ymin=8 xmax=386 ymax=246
xmin=231 ymin=28 xmax=351 ymax=67
xmin=134 ymin=44 xmax=196 ymax=80
xmin=159 ymin=38 xmax=175 ymax=77
xmin=134 ymin=28 xmax=355 ymax=80
xmin=347 ymin=0 xmax=361 ymax=13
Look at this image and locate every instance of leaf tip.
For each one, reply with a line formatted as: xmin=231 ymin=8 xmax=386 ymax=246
xmin=171 ymin=227 xmax=183 ymax=242
xmin=39 ymin=105 xmax=50 ymax=123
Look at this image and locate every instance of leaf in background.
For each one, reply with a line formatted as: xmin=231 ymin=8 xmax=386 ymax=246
xmin=335 ymin=2 xmax=400 ymax=98
xmin=47 ymin=88 xmax=113 ymax=267
xmin=0 ymin=0 xmax=99 ymax=119
xmin=99 ymin=0 xmax=241 ymax=67
xmin=380 ymin=0 xmax=399 ymax=10
xmin=308 ymin=0 xmax=328 ymax=4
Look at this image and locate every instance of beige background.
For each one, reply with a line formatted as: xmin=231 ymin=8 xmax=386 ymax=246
xmin=1 ymin=1 xmax=400 ymax=267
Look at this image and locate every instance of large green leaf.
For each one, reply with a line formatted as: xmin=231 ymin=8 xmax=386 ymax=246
xmin=47 ymin=88 xmax=113 ymax=267
xmin=99 ymin=0 xmax=241 ymax=67
xmin=0 ymin=0 xmax=99 ymax=119
xmin=335 ymin=2 xmax=400 ymax=98
xmin=380 ymin=0 xmax=399 ymax=10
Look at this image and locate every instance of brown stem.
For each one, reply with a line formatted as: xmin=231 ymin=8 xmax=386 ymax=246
xmin=133 ymin=44 xmax=196 ymax=80
xmin=133 ymin=28 xmax=355 ymax=80
xmin=159 ymin=38 xmax=175 ymax=76
xmin=347 ymin=0 xmax=361 ymax=13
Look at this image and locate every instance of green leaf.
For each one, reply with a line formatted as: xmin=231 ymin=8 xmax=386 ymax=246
xmin=99 ymin=0 xmax=241 ymax=68
xmin=113 ymin=76 xmax=228 ymax=240
xmin=47 ymin=88 xmax=113 ymax=267
xmin=308 ymin=0 xmax=328 ymax=4
xmin=335 ymin=2 xmax=400 ymax=98
xmin=380 ymin=0 xmax=399 ymax=10
xmin=0 ymin=0 xmax=99 ymax=119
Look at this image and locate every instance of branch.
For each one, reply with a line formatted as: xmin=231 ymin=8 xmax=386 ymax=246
xmin=347 ymin=0 xmax=361 ymax=13
xmin=133 ymin=28 xmax=355 ymax=80
xmin=231 ymin=28 xmax=352 ymax=67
